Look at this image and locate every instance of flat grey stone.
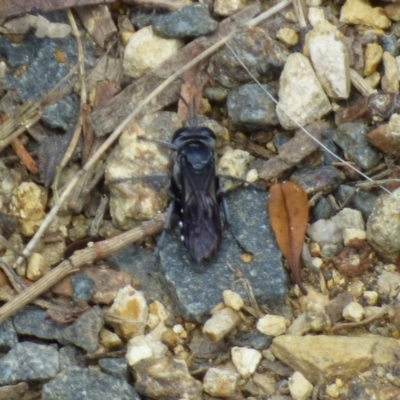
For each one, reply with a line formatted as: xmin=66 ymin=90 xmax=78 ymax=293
xmin=0 ymin=342 xmax=59 ymax=385
xmin=0 ymin=319 xmax=18 ymax=352
xmin=159 ymin=187 xmax=287 ymax=322
xmin=99 ymin=358 xmax=130 ymax=382
xmin=42 ymin=367 xmax=140 ymax=400
xmin=334 ymin=122 xmax=381 ymax=170
xmin=152 ymin=4 xmax=217 ymax=38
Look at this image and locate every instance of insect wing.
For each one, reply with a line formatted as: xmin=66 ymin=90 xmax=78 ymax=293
xmin=180 ymin=157 xmax=222 ymax=262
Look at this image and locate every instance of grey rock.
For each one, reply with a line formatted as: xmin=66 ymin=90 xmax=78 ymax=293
xmin=379 ymin=34 xmax=399 ymax=56
xmin=41 ymin=95 xmax=80 ymax=131
xmin=107 ymin=246 xmax=170 ymax=305
xmin=273 ymin=133 xmax=291 ymax=150
xmin=208 ymin=27 xmax=289 ymax=88
xmin=130 ymin=10 xmax=159 ymax=29
xmin=227 ymin=83 xmax=279 ymax=131
xmin=336 ymin=185 xmax=379 ymax=220
xmin=71 ymin=274 xmax=95 ymax=302
xmin=61 ymin=306 xmax=104 ymax=353
xmin=59 ymin=346 xmax=85 ymax=370
xmin=204 ymin=86 xmax=229 ymax=102
xmin=313 ymin=197 xmax=336 ymax=221
xmin=320 ymin=128 xmax=342 ymax=166
xmin=152 ymin=4 xmax=217 ymax=38
xmin=367 ymin=188 xmax=400 ymax=262
xmin=1 ymin=29 xmax=94 ymax=103
xmin=99 ymin=358 xmax=130 ymax=382
xmin=159 ymin=188 xmax=287 ymax=322
xmin=13 ymin=306 xmax=64 ymax=341
xmin=231 ymin=330 xmax=272 ymax=350
xmin=0 ymin=342 xmax=59 ymax=385
xmin=321 ymin=243 xmax=343 ymax=258
xmin=290 ymin=166 xmax=345 ymax=195
xmin=334 ymin=122 xmax=380 ymax=170
xmin=42 ymin=367 xmax=140 ymax=400
xmin=13 ymin=305 xmax=103 ymax=352
xmin=0 ymin=319 xmax=18 ymax=352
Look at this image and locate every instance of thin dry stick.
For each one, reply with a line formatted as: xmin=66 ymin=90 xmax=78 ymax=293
xmin=52 ymin=8 xmax=87 ymax=203
xmin=13 ymin=0 xmax=294 ymax=269
xmin=0 ymin=65 xmax=78 ymax=151
xmin=292 ymin=0 xmax=308 ymax=28
xmin=0 ymin=213 xmax=165 ymax=323
xmin=330 ymin=304 xmax=390 ymax=333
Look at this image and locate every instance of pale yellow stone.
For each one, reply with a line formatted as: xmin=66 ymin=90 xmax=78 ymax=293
xmin=203 ymin=368 xmax=239 ymax=397
xmin=382 ymin=51 xmax=399 ymax=93
xmin=214 ymin=0 xmax=247 ymax=16
xmin=26 ymin=253 xmax=49 ymax=281
xmin=271 ymin=335 xmax=400 ymax=384
xmin=11 ymin=182 xmax=46 ymax=236
xmin=222 ymin=290 xmax=244 ymax=311
xmin=99 ymin=328 xmax=122 ymax=349
xmin=203 ymin=307 xmax=240 ymax=342
xmin=109 ymin=285 xmax=148 ymax=339
xmin=123 ymin=26 xmax=184 ymax=78
xmin=285 ymin=11 xmax=297 ymax=23
xmin=364 ymin=71 xmax=380 ymax=88
xmin=276 ymin=28 xmax=298 ymax=47
xmin=289 ymin=371 xmax=313 ymax=400
xmin=340 ymin=0 xmax=391 ymax=29
xmin=364 ymin=43 xmax=383 ymax=76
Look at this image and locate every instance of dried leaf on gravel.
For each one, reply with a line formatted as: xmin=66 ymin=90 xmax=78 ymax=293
xmin=268 ymin=181 xmax=309 ymax=295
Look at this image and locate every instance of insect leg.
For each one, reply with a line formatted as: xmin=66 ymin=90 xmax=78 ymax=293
xmin=150 ymin=198 xmax=176 ymax=266
xmin=218 ymin=174 xmax=265 ymax=191
xmin=111 ymin=173 xmax=170 ymax=185
xmin=221 ymin=196 xmax=252 ymax=255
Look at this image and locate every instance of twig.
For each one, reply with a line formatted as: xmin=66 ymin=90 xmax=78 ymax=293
xmin=10 ymin=137 xmax=38 ymax=173
xmin=292 ymin=0 xmax=308 ymax=28
xmin=0 ymin=65 xmax=78 ymax=152
xmin=355 ymin=179 xmax=400 ymax=189
xmin=52 ymin=9 xmax=87 ymax=203
xmin=330 ymin=304 xmax=389 ymax=333
xmin=0 ymin=213 xmax=165 ymax=323
xmin=350 ymin=68 xmax=376 ymax=97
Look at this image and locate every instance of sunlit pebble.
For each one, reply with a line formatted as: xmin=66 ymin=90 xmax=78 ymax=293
xmin=180 ymin=235 xmax=184 ymax=242
xmin=178 ymin=221 xmax=183 ymax=228
xmin=173 ymin=324 xmax=184 ymax=334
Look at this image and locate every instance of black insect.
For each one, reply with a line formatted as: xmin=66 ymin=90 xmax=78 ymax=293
xmin=152 ymin=98 xmax=248 ymax=263
xmin=169 ymin=124 xmax=222 ymax=261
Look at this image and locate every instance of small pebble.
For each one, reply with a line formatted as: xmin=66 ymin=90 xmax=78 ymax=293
xmin=342 ymin=302 xmax=365 ymax=322
xmin=71 ymin=274 xmax=95 ymax=302
xmin=222 ymin=290 xmax=244 ymax=311
xmin=364 ymin=42 xmax=383 ymax=76
xmin=203 ymin=367 xmax=239 ymax=397
xmin=257 ymin=315 xmax=289 ymax=337
xmin=288 ymin=371 xmax=314 ymax=400
xmin=123 ymin=26 xmax=184 ymax=79
xmin=26 ymin=253 xmax=49 ymax=281
xmin=214 ymin=0 xmax=247 ymax=16
xmin=343 ymin=228 xmax=367 ymax=246
xmin=152 ymin=4 xmax=217 ymax=38
xmin=109 ymin=285 xmax=148 ymax=339
xmin=364 ymin=291 xmax=379 ymax=306
xmin=382 ymin=51 xmax=400 ymax=93
xmin=202 ymin=307 xmax=241 ymax=343
xmin=231 ymin=346 xmax=262 ymax=379
xmin=99 ymin=329 xmax=122 ymax=349
xmin=276 ymin=28 xmax=299 ymax=47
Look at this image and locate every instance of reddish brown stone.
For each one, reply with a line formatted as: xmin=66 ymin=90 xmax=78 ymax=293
xmin=367 ymin=124 xmax=400 ymax=158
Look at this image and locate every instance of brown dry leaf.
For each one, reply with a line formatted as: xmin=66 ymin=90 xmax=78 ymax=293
xmin=268 ymin=181 xmax=309 ymax=295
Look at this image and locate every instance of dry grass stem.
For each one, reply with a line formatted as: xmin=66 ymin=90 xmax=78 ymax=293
xmin=0 ymin=213 xmax=166 ymax=323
